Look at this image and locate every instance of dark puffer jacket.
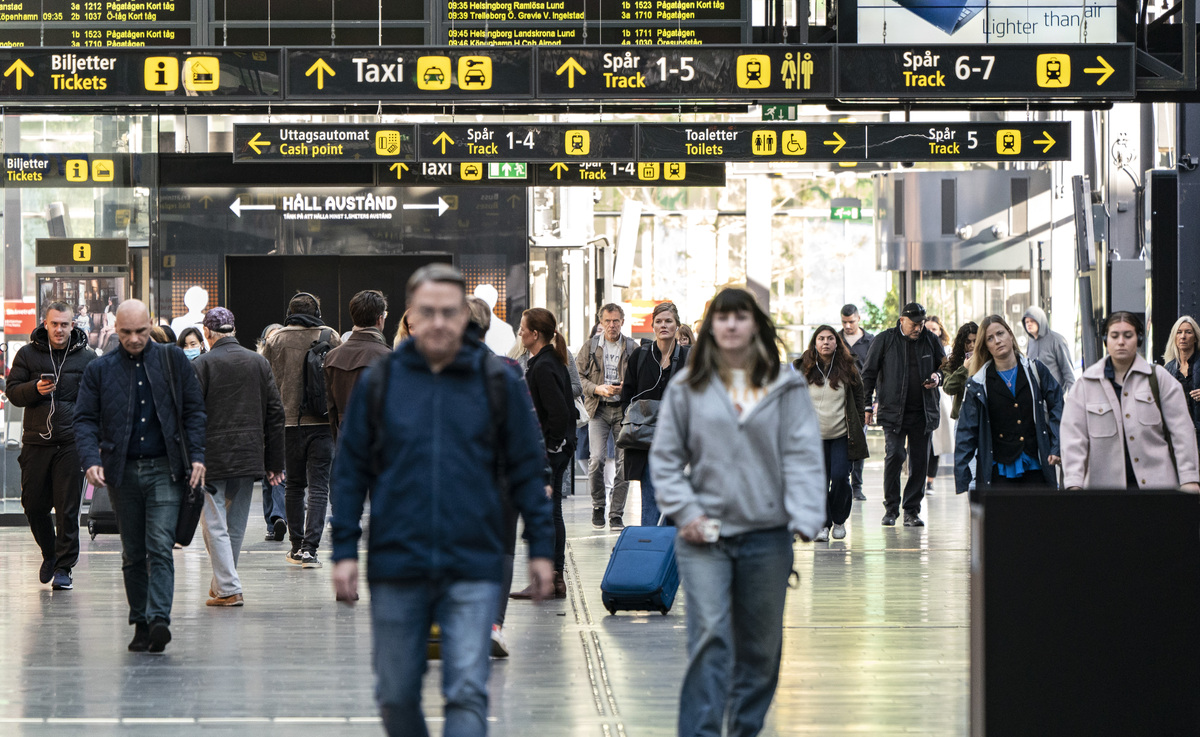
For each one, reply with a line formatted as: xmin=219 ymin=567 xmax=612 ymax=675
xmin=6 ymin=326 xmax=97 ymax=446
xmin=861 ymin=322 xmax=947 ymax=431
xmin=192 ymin=336 xmax=285 ymax=481
xmin=74 ymin=340 xmax=206 ymax=488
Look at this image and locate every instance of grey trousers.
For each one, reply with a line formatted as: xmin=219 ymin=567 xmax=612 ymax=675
xmin=588 ymin=404 xmax=628 ymax=519
xmin=201 ymin=477 xmax=255 ymax=597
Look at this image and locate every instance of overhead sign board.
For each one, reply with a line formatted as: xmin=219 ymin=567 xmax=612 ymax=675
xmin=417 ymin=124 xmax=637 ymax=162
xmin=857 ymin=0 xmax=1117 ymax=45
xmin=638 ymin=122 xmax=1071 ymax=161
xmin=0 ymin=48 xmax=282 ymax=102
xmin=36 ymin=238 xmax=129 ymax=267
xmin=4 ymin=153 xmax=136 ymax=187
xmin=837 ymin=44 xmax=1135 ymax=99
xmin=445 ymin=25 xmax=743 ymax=45
xmin=285 ymin=48 xmax=534 ymax=101
xmin=538 ymin=46 xmax=834 ymax=99
xmin=535 ymin=161 xmax=726 ymax=186
xmin=232 ymin=125 xmax=416 ymax=163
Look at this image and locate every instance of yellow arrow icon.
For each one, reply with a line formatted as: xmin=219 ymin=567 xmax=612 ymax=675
xmin=389 ymin=163 xmax=409 ymax=180
xmin=549 ymin=162 xmax=569 ymax=180
xmin=1083 ymin=56 xmax=1115 ymax=86
xmin=823 ymin=131 xmax=846 ymax=154
xmin=246 ymin=132 xmax=272 ymax=155
xmin=1032 ymin=131 xmax=1057 ymax=153
xmin=4 ymin=59 xmax=34 ymax=91
xmin=432 ymin=131 xmax=455 ymax=155
xmin=555 ymin=57 xmax=587 ymax=89
xmin=305 ymin=58 xmax=336 ymax=90
xmin=199 ymin=195 xmax=213 ymax=208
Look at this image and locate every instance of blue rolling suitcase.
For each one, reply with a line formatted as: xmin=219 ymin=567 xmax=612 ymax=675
xmin=600 ymin=523 xmax=679 ymax=615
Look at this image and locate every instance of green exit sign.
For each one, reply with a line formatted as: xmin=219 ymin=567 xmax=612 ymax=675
xmin=761 ymin=104 xmax=797 ymax=121
xmin=488 ymin=162 xmax=527 ymax=179
xmin=831 ymin=206 xmax=861 ymax=220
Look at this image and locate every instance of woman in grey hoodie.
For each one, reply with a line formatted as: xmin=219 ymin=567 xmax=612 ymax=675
xmin=652 ymin=288 xmax=825 ymax=737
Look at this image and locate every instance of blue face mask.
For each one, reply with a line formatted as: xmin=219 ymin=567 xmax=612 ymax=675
xmin=184 ymin=347 xmax=202 ymax=360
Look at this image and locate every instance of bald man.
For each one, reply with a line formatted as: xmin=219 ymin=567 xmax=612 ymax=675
xmin=75 ymin=299 xmax=207 ymax=654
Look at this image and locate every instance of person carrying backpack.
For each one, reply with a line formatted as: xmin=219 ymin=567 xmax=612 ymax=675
xmin=261 ymin=291 xmax=342 ymax=569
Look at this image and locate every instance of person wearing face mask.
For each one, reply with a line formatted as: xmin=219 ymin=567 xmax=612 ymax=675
xmin=954 ymin=316 xmax=1062 ymax=495
xmin=795 ymin=325 xmax=867 ymax=542
xmin=621 ymin=301 xmax=690 ymax=527
xmin=1061 ymin=312 xmax=1200 ymax=491
xmin=1163 ymin=315 xmax=1200 ymax=454
xmin=177 ymin=327 xmax=206 ymax=361
xmin=861 ymin=303 xmax=946 ymax=527
xmin=652 ymin=288 xmax=824 ymax=737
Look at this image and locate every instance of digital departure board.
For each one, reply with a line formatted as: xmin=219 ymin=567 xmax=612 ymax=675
xmin=1 ymin=0 xmax=195 ymax=47
xmin=0 ymin=27 xmax=193 ymax=48
xmin=214 ymin=0 xmax=423 ymax=21
xmin=0 ymin=0 xmax=192 ymax=22
xmin=443 ymin=0 xmax=743 ymax=22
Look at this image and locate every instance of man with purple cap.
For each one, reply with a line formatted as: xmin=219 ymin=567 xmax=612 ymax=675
xmin=192 ymin=306 xmax=286 ymax=606
xmin=861 ymin=302 xmax=946 ymax=528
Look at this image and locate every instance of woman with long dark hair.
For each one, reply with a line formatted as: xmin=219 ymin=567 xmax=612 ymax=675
xmin=621 ymin=301 xmax=690 ymax=526
xmin=954 ymin=316 xmax=1063 ymax=494
xmin=510 ymin=307 xmax=575 ymax=600
xmin=794 ymin=325 xmax=867 ymax=541
xmin=652 ymin=288 xmax=824 ymax=737
xmin=941 ymin=321 xmax=979 ymax=420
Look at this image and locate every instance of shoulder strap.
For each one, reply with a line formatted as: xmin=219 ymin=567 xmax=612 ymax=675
xmin=317 ymin=328 xmax=333 ymax=344
xmin=1148 ymin=367 xmax=1178 ymax=472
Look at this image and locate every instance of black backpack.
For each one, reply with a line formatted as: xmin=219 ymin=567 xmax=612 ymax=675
xmin=299 ymin=328 xmax=336 ymax=418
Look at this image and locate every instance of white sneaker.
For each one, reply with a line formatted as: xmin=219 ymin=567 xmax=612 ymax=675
xmin=490 ymin=624 xmax=509 ymax=658
xmin=831 ymin=523 xmax=846 ymax=540
xmin=814 ymin=527 xmax=830 ymax=542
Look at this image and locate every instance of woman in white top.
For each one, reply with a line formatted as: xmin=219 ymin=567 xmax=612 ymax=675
xmin=652 ymin=288 xmax=825 ymax=737
xmin=794 ymin=325 xmax=868 ymax=542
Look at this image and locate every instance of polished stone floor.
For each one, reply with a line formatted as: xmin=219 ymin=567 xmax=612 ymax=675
xmin=0 ymin=468 xmax=969 ymax=736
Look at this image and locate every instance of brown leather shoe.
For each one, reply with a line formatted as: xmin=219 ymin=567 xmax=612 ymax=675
xmin=206 ymin=593 xmax=244 ymax=607
xmin=508 ymin=584 xmax=535 ymax=600
xmin=554 ymin=570 xmax=567 ymax=599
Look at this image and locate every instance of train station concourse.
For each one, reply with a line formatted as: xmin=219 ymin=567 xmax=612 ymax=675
xmin=2 ymin=0 xmax=1200 ymax=735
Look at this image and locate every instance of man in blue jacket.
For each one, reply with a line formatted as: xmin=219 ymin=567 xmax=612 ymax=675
xmin=330 ymin=264 xmax=554 ymax=737
xmin=75 ymin=299 xmax=206 ymax=654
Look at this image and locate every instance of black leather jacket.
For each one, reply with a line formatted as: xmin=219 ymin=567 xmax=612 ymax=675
xmin=6 ymin=326 xmax=97 ymax=446
xmin=861 ymin=323 xmax=947 ymax=431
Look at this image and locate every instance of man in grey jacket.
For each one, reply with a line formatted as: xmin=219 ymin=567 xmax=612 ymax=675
xmin=1022 ymin=306 xmax=1076 ymax=393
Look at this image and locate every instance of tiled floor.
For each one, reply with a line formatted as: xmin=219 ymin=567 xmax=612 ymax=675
xmin=0 ymin=469 xmax=969 ymax=736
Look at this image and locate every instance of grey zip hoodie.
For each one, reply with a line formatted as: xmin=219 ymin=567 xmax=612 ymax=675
xmin=651 ymin=367 xmax=825 ymax=539
xmin=1021 ymin=306 xmax=1076 ymax=392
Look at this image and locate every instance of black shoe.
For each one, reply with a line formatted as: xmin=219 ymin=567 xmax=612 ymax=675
xmin=272 ymin=517 xmax=287 ymax=541
xmin=147 ymin=620 xmax=171 ymax=653
xmin=852 ymin=490 xmax=867 ymax=501
xmin=128 ymin=622 xmax=151 ymax=652
xmin=51 ymin=569 xmax=73 ymax=590
xmin=881 ymin=513 xmax=897 ymax=526
xmin=609 ymin=517 xmax=624 ymax=532
xmin=903 ymin=512 xmax=925 ymax=527
xmin=591 ymin=508 xmax=605 ymax=529
xmin=39 ymin=558 xmax=55 ymax=585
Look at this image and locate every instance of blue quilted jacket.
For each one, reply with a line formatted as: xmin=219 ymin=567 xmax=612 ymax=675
xmin=75 ymin=340 xmax=206 ymax=488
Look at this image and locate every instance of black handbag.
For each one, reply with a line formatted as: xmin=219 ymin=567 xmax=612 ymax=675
xmin=163 ymin=347 xmax=205 ymax=546
xmin=616 ymin=399 xmax=660 ymax=450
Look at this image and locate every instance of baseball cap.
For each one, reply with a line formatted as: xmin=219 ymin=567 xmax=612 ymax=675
xmin=202 ymin=306 xmax=236 ymax=333
xmin=900 ymin=302 xmax=926 ymax=320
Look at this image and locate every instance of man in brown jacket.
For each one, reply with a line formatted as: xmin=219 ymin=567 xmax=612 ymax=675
xmin=262 ymin=292 xmax=341 ymax=568
xmin=324 ymin=290 xmax=391 ymax=439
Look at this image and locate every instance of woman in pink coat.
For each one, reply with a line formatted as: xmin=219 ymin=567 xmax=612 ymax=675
xmin=1061 ymin=312 xmax=1200 ymax=490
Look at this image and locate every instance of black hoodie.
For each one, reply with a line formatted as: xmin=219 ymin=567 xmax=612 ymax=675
xmin=7 ymin=326 xmax=97 ymax=445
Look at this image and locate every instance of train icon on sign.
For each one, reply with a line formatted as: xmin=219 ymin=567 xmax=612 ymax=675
xmin=1036 ymin=54 xmax=1071 ymax=87
xmin=566 ymin=130 xmax=590 ymax=156
xmin=737 ymin=55 xmax=771 ymax=89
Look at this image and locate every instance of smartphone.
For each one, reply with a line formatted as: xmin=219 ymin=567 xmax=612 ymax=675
xmin=701 ymin=518 xmax=722 ymax=543
xmin=40 ymin=373 xmax=56 ymax=382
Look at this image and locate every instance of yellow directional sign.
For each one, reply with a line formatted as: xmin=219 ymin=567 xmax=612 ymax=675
xmin=4 ymin=59 xmax=33 ymax=91
xmin=246 ymin=132 xmax=272 ymax=155
xmin=1033 ymin=130 xmax=1057 ymax=153
xmin=199 ymin=196 xmax=213 ymax=208
xmin=1084 ymin=56 xmax=1115 ymax=86
xmin=549 ymin=162 xmax=570 ymax=179
xmin=433 ymin=131 xmax=455 ymax=155
xmin=556 ymin=57 xmax=587 ymax=89
xmin=305 ymin=58 xmax=336 ymax=90
xmin=389 ymin=163 xmax=409 ymax=180
xmin=824 ymin=132 xmax=846 ymax=154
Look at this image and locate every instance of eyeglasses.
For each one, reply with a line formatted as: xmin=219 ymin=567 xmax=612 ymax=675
xmin=414 ymin=306 xmax=462 ymax=322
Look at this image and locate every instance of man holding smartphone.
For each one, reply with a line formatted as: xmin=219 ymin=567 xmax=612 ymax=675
xmin=6 ymin=301 xmax=97 ymax=590
xmin=576 ymin=304 xmax=640 ymax=531
xmin=861 ymin=303 xmax=946 ymax=528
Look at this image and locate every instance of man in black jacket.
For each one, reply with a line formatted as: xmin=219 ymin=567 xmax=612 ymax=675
xmin=839 ymin=304 xmax=874 ymax=502
xmin=192 ymin=307 xmax=286 ymax=607
xmin=862 ymin=302 xmax=946 ymax=528
xmin=75 ymin=299 xmax=206 ymax=653
xmin=7 ymin=301 xmax=97 ymax=590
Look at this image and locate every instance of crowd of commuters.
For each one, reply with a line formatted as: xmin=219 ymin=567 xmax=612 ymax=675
xmin=16 ymin=269 xmax=1200 ymax=737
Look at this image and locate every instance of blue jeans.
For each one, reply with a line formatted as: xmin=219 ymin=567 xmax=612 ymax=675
xmin=822 ymin=437 xmax=853 ymax=526
xmin=674 ymin=527 xmax=794 ymax=737
xmin=262 ymin=479 xmax=285 ymax=530
xmin=110 ymin=457 xmax=184 ymax=626
xmin=370 ymin=578 xmax=500 ymax=737
xmin=641 ymin=461 xmax=665 ymax=527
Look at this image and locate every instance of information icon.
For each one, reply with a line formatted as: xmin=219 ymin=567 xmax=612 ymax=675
xmin=996 ymin=129 xmax=1022 ymax=155
xmin=183 ymin=57 xmax=220 ymax=92
xmin=144 ymin=57 xmax=179 ymax=92
xmin=737 ymin=55 xmax=771 ymax=89
xmin=73 ymin=243 xmax=91 ymax=262
xmin=64 ymin=159 xmax=88 ymax=182
xmin=417 ymin=56 xmax=452 ymax=91
xmin=782 ymin=130 xmax=807 ymax=156
xmin=1036 ymin=54 xmax=1070 ymax=87
xmin=565 ymin=130 xmax=590 ymax=156
xmin=751 ymin=130 xmax=777 ymax=156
